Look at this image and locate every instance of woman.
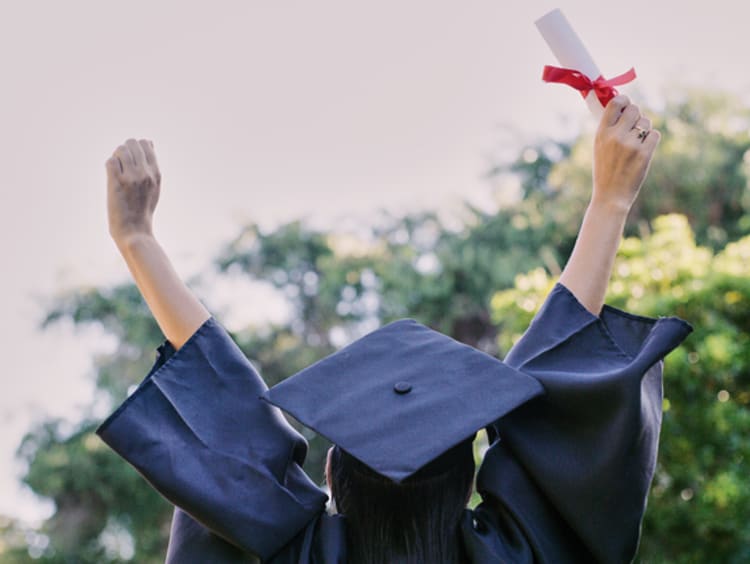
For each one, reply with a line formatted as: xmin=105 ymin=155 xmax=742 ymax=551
xmin=98 ymin=95 xmax=692 ymax=563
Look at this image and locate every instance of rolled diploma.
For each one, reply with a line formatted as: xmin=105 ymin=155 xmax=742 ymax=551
xmin=535 ymin=9 xmax=604 ymax=118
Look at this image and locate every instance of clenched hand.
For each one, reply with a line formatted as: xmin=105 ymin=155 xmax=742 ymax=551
xmin=106 ymin=138 xmax=161 ymax=245
xmin=592 ymin=95 xmax=660 ymax=211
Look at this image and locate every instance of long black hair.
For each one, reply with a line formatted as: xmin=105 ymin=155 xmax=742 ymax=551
xmin=328 ymin=440 xmax=475 ymax=564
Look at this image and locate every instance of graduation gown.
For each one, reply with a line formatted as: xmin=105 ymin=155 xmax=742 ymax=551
xmin=97 ymin=283 xmax=692 ymax=563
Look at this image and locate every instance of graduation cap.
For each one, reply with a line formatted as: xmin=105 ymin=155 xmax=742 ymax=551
xmin=262 ymin=319 xmax=544 ymax=483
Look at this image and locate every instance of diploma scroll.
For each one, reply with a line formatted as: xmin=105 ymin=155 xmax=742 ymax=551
xmin=536 ymin=9 xmax=633 ymax=119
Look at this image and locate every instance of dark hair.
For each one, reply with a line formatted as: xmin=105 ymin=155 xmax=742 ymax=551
xmin=329 ymin=441 xmax=475 ymax=564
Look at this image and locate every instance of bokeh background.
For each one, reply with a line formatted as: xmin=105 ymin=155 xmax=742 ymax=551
xmin=1 ymin=1 xmax=749 ymax=561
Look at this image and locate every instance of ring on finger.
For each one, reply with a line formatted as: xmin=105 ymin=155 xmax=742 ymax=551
xmin=633 ymin=125 xmax=650 ymax=141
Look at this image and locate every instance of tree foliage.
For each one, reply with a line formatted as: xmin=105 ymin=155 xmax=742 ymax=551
xmin=4 ymin=89 xmax=750 ymax=561
xmin=492 ymin=215 xmax=750 ymax=562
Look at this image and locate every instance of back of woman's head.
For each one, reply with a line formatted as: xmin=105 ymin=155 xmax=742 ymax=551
xmin=329 ymin=441 xmax=475 ymax=564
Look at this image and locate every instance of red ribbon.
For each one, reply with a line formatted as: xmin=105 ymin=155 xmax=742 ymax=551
xmin=542 ymin=65 xmax=637 ymax=107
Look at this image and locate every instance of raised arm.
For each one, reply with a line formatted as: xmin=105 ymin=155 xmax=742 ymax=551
xmin=559 ymin=95 xmax=660 ymax=314
xmin=106 ymin=138 xmax=210 ymax=348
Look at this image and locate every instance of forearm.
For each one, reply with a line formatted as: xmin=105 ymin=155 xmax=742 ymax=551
xmin=556 ymin=95 xmax=659 ymax=315
xmin=558 ymin=199 xmax=629 ymax=315
xmin=117 ymin=233 xmax=210 ymax=349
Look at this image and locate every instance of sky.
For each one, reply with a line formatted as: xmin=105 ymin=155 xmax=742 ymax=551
xmin=2 ymin=0 xmax=750 ymax=523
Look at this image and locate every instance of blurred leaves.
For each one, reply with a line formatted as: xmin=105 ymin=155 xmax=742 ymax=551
xmin=492 ymin=215 xmax=750 ymax=562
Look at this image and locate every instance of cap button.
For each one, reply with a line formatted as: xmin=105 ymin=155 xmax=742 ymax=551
xmin=393 ymin=381 xmax=412 ymax=394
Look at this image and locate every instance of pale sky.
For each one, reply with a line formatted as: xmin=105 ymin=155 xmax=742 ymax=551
xmin=2 ymin=0 xmax=750 ymax=522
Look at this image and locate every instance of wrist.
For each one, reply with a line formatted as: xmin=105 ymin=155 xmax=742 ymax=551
xmin=588 ymin=194 xmax=632 ymax=218
xmin=114 ymin=230 xmax=158 ymax=255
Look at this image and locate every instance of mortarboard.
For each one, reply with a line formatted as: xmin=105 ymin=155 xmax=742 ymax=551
xmin=262 ymin=319 xmax=544 ymax=483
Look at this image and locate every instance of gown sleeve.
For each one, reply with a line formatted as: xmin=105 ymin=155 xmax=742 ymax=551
xmin=96 ymin=317 xmax=328 ymax=562
xmin=473 ymin=283 xmax=692 ymax=564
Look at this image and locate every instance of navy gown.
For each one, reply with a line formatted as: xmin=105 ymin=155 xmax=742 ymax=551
xmin=97 ymin=284 xmax=692 ymax=563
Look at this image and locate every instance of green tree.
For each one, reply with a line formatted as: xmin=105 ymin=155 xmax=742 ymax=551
xmin=492 ymin=215 xmax=750 ymax=563
xmin=505 ymin=89 xmax=750 ymax=249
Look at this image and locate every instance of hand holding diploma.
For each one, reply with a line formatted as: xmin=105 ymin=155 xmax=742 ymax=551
xmin=536 ymin=9 xmax=636 ymax=118
xmin=558 ymin=94 xmax=660 ymax=314
xmin=593 ymin=95 xmax=660 ymax=211
xmin=535 ymin=11 xmax=660 ymax=313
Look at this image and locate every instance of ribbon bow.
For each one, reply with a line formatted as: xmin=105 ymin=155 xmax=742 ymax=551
xmin=542 ymin=65 xmax=637 ymax=107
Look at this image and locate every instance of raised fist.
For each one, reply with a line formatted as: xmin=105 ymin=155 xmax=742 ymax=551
xmin=106 ymin=138 xmax=161 ymax=245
